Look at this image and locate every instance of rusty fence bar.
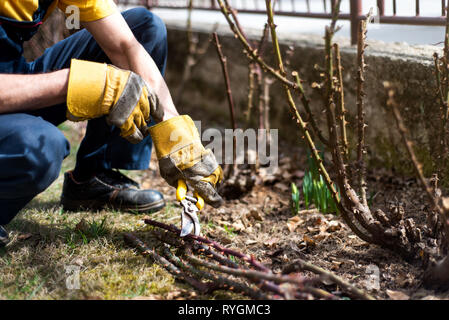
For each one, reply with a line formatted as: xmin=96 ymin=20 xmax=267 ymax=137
xmin=350 ymin=0 xmax=361 ymax=47
xmin=118 ymin=0 xmax=448 ymax=45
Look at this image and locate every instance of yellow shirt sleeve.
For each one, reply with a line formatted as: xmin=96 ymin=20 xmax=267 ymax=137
xmin=58 ymin=0 xmax=118 ymax=22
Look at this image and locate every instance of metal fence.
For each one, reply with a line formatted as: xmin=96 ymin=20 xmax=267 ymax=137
xmin=118 ymin=0 xmax=449 ymax=44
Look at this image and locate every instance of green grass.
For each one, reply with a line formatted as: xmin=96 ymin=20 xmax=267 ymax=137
xmin=0 ymin=123 xmax=241 ymax=300
xmin=223 ymin=224 xmax=236 ymax=237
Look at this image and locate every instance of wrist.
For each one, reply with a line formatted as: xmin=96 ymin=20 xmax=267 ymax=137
xmin=162 ymin=110 xmax=179 ymax=121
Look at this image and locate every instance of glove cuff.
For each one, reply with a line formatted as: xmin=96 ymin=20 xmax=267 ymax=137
xmin=67 ymin=59 xmax=109 ymax=120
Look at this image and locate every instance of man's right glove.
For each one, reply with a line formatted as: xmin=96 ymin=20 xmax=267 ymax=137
xmin=149 ymin=115 xmax=223 ymax=208
xmin=66 ymin=59 xmax=164 ymax=143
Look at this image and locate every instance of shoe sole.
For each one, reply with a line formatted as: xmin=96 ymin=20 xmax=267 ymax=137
xmin=61 ymin=197 xmax=166 ymax=214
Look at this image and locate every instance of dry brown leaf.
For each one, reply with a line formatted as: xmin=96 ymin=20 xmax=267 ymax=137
xmin=327 ymin=220 xmax=341 ymax=232
xmin=307 ymin=226 xmax=319 ymax=233
xmin=263 ymin=237 xmax=279 ymax=248
xmin=247 ymin=209 xmax=264 ymax=221
xmin=330 ymin=260 xmax=343 ymax=270
xmin=303 ymin=235 xmax=316 ymax=247
xmin=313 ymin=217 xmax=323 ymax=226
xmin=281 ymin=171 xmax=292 ymax=180
xmin=245 ymin=239 xmax=258 ymax=245
xmin=274 ymin=182 xmax=289 ymax=192
xmin=386 ymin=290 xmax=409 ymax=300
xmin=314 ymin=231 xmax=330 ymax=241
xmin=232 ymin=221 xmax=245 ymax=232
xmin=292 ymin=170 xmax=304 ymax=178
xmin=166 ymin=290 xmax=183 ymax=300
xmin=287 ymin=216 xmax=304 ymax=232
xmin=17 ymin=233 xmax=32 ymax=241
xmin=298 ymin=209 xmax=319 ymax=215
xmin=218 ymin=236 xmax=232 ymax=245
xmin=395 ymin=274 xmax=411 ymax=287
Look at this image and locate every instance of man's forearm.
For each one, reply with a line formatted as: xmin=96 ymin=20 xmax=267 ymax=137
xmin=83 ymin=12 xmax=179 ymax=122
xmin=107 ymin=40 xmax=179 ymax=121
xmin=127 ymin=43 xmax=179 ymax=121
xmin=0 ymin=69 xmax=69 ymax=114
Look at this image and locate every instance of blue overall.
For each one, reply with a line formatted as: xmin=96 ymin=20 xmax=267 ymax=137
xmin=0 ymin=7 xmax=167 ymax=225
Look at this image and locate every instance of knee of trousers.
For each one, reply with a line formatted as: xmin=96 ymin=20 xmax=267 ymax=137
xmin=0 ymin=114 xmax=70 ymax=199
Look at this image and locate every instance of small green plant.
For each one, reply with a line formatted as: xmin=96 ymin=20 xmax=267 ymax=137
xmin=64 ymin=217 xmax=108 ymax=248
xmin=301 ymin=151 xmax=339 ymax=214
xmin=207 ymin=221 xmax=216 ymax=230
xmin=64 ymin=227 xmax=78 ymax=250
xmin=291 ymin=182 xmax=300 ymax=215
xmin=82 ymin=217 xmax=108 ymax=239
xmin=223 ymin=224 xmax=236 ymax=236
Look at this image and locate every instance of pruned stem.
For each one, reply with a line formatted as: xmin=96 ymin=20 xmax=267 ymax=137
xmin=153 ymin=225 xmax=285 ymax=297
xmin=144 ymin=218 xmax=271 ymax=272
xmin=212 ymin=32 xmax=237 ymax=173
xmin=186 ymin=251 xmax=336 ymax=300
xmin=123 ymin=233 xmax=209 ymax=292
xmin=263 ymin=76 xmax=273 ymax=144
xmin=292 ymin=72 xmax=329 ymax=146
xmin=132 ymin=221 xmax=371 ymax=299
xmin=213 ymin=32 xmax=237 ymax=131
xmin=333 ymin=43 xmax=349 ymax=162
xmin=162 ymin=245 xmax=269 ymax=299
xmin=185 ymin=251 xmax=318 ymax=293
xmin=356 ymin=18 xmax=368 ymax=207
xmin=284 ymin=259 xmax=375 ymax=300
xmin=246 ymin=66 xmax=256 ymax=122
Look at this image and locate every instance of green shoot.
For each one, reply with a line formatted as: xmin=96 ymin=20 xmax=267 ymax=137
xmin=64 ymin=217 xmax=109 ymax=248
xmin=223 ymin=224 xmax=236 ymax=236
xmin=300 ymin=151 xmax=339 ymax=214
xmin=291 ymin=182 xmax=300 ymax=215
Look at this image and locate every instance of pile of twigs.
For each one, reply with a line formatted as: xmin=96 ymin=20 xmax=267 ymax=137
xmin=124 ymin=218 xmax=374 ymax=300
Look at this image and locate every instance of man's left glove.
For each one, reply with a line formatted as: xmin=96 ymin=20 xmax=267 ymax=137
xmin=149 ymin=115 xmax=223 ymax=208
xmin=66 ymin=59 xmax=164 ymax=143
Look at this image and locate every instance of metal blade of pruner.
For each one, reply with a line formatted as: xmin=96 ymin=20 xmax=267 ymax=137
xmin=177 ymin=180 xmax=205 ymax=237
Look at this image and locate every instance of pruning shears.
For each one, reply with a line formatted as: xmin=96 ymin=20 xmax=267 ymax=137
xmin=176 ymin=179 xmax=205 ymax=237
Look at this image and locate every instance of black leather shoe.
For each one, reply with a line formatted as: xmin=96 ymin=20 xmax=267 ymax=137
xmin=0 ymin=225 xmax=9 ymax=247
xmin=61 ymin=170 xmax=165 ymax=213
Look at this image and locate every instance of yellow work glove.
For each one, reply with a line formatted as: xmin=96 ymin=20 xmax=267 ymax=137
xmin=149 ymin=115 xmax=223 ymax=208
xmin=66 ymin=59 xmax=164 ymax=143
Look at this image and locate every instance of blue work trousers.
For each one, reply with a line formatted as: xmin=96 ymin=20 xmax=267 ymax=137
xmin=0 ymin=8 xmax=167 ymax=225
